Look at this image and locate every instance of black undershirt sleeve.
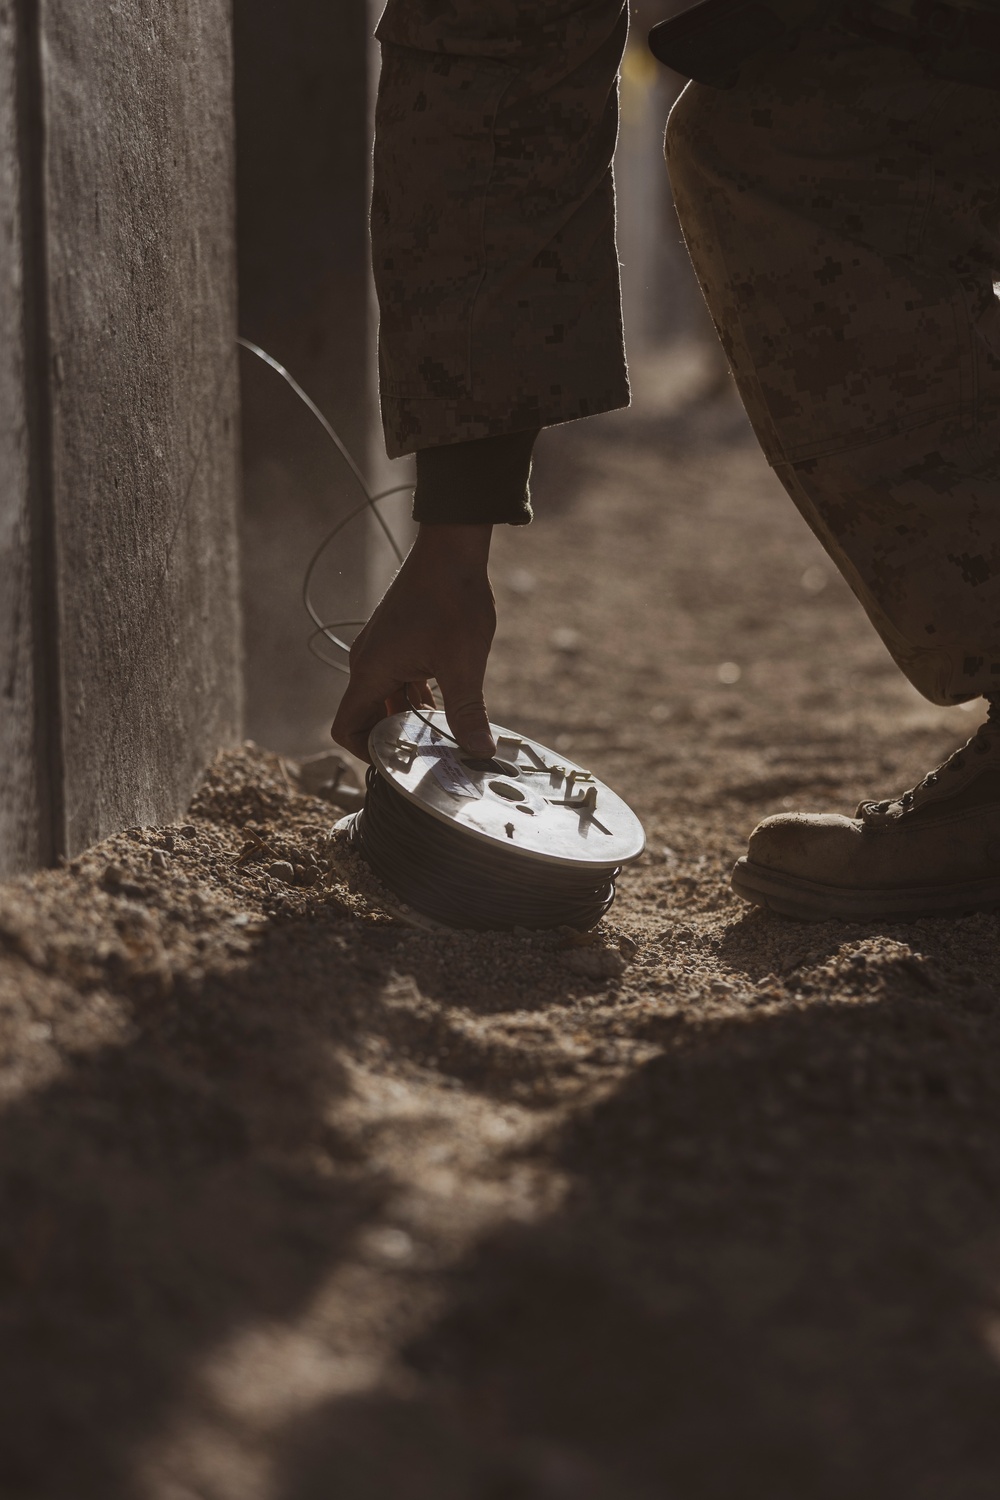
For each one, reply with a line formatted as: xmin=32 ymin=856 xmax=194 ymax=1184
xmin=412 ymin=429 xmax=540 ymax=526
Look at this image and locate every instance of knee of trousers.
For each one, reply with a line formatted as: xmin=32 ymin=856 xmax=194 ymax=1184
xmin=664 ymin=80 xmax=749 ymax=212
xmin=668 ymin=79 xmax=740 ymax=182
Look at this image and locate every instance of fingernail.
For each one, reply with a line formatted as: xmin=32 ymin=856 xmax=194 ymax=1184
xmin=466 ymin=731 xmax=495 ymax=755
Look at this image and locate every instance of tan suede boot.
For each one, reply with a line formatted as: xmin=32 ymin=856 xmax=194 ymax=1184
xmin=731 ymin=699 xmax=1000 ymax=920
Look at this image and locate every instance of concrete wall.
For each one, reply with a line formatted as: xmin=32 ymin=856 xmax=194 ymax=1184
xmin=235 ymin=0 xmax=376 ymax=755
xmin=0 ymin=0 xmax=242 ymax=873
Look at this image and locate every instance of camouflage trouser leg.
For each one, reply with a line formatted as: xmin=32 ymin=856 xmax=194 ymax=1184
xmin=666 ymin=32 xmax=1000 ymax=704
xmin=373 ymin=1 xmax=630 ymax=458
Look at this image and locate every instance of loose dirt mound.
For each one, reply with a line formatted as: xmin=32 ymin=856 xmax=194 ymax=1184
xmin=4 ymin=393 xmax=1000 ymax=1499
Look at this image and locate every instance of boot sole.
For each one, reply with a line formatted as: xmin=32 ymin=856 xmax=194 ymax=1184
xmin=731 ymin=856 xmax=1000 ymax=922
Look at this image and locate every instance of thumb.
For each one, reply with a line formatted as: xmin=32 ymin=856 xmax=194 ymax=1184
xmin=435 ymin=669 xmax=496 ymax=758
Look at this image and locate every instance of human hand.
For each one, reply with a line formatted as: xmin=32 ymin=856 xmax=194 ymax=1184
xmin=331 ymin=524 xmax=497 ymax=763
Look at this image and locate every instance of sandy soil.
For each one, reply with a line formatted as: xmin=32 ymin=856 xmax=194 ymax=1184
xmin=5 ymin=384 xmax=1000 ymax=1500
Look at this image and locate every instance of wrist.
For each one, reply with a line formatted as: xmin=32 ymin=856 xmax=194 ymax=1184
xmin=412 ymin=522 xmax=493 ymax=569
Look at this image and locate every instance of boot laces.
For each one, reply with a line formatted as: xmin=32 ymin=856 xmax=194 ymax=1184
xmin=863 ymin=695 xmax=1000 ymax=820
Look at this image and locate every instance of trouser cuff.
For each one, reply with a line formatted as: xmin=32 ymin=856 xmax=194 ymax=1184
xmin=413 ymin=429 xmax=539 ymax=526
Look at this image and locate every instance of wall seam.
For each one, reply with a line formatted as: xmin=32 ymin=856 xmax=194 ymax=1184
xmin=14 ymin=0 xmax=64 ymax=862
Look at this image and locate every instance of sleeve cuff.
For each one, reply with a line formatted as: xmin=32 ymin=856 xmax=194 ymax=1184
xmin=412 ymin=428 xmax=540 ymax=526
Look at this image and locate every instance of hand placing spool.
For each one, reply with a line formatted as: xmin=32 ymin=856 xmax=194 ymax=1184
xmin=333 ymin=709 xmax=646 ymax=931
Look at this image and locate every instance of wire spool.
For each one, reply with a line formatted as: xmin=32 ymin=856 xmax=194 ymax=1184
xmin=335 ymin=709 xmax=645 ymax=932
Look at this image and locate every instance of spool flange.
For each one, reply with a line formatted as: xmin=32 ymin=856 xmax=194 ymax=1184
xmin=366 ymin=710 xmax=645 ymax=870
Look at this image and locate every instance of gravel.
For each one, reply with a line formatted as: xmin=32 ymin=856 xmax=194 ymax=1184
xmin=4 ymin=387 xmax=1000 ymax=1498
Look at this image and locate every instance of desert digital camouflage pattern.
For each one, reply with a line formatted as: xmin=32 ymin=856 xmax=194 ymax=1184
xmin=372 ymin=0 xmax=631 ymax=457
xmin=666 ymin=30 xmax=1000 ymax=704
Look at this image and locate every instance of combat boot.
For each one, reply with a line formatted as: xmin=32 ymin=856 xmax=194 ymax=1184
xmin=731 ymin=697 xmax=1000 ymax=920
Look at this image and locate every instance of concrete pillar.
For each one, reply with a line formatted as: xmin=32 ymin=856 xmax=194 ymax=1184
xmin=0 ymin=0 xmax=242 ymax=872
xmin=235 ymin=0 xmax=375 ymax=755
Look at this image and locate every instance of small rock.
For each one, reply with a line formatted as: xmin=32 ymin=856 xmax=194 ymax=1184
xmin=506 ymin=568 xmax=537 ymax=596
xmin=180 ymin=825 xmax=196 ymax=838
xmin=107 ymin=870 xmax=149 ymax=900
xmin=4 ymin=925 xmax=46 ymax=968
xmin=557 ymin=927 xmax=597 ymax=949
xmin=550 ymin=626 xmax=582 ymax=654
xmin=361 ymin=1226 xmax=414 ymax=1265
xmin=561 ymin=947 xmax=625 ymax=980
xmin=267 ymin=861 xmax=296 ymax=884
xmin=298 ymin=751 xmax=355 ymax=798
xmin=326 ymin=784 xmax=365 ymax=813
xmin=150 ymin=850 xmax=168 ymax=871
xmin=116 ymin=902 xmax=156 ymax=938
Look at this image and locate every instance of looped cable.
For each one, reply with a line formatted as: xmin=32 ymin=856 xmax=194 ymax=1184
xmin=237 ymin=337 xmax=410 ymax=666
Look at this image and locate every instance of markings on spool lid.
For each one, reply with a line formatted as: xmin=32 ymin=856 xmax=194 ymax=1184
xmin=387 ymin=719 xmax=483 ymax=800
xmin=370 ymin=710 xmax=646 ymax=868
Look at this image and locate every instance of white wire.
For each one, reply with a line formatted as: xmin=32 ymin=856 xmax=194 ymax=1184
xmin=237 ymin=338 xmax=459 ymax=743
xmin=237 ymin=337 xmax=410 ymax=661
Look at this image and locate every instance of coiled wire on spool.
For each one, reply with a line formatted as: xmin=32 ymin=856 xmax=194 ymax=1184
xmin=336 ymin=711 xmax=645 ymax=932
xmin=355 ymin=765 xmax=618 ymax=931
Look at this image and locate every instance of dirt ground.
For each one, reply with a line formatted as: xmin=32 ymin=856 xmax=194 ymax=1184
xmin=6 ymin=376 xmax=1000 ymax=1500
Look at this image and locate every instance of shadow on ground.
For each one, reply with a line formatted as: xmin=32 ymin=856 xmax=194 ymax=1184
xmin=0 ymin=915 xmax=388 ymax=1499
xmin=6 ymin=836 xmax=1000 ymax=1498
xmin=272 ymin=977 xmax=1000 ymax=1500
